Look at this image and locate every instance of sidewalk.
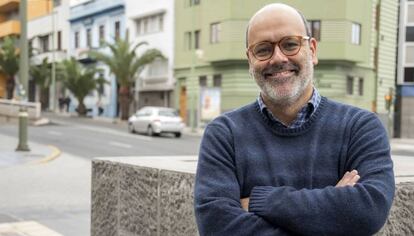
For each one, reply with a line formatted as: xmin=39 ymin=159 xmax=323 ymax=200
xmin=0 ymin=133 xmax=61 ymax=168
xmin=0 ymin=132 xmax=64 ymax=235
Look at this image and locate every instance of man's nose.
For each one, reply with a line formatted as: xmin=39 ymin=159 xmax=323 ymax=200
xmin=268 ymin=45 xmax=289 ymax=64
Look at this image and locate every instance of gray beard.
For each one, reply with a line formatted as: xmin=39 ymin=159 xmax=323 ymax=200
xmin=250 ymin=60 xmax=313 ymax=107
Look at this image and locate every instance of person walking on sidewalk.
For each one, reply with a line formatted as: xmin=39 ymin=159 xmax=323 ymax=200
xmin=194 ymin=3 xmax=395 ymax=236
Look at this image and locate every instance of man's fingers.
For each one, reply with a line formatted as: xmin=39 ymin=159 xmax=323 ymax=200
xmin=336 ymin=170 xmax=360 ymax=187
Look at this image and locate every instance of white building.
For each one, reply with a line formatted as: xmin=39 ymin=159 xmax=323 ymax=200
xmin=126 ymin=0 xmax=175 ymax=109
xmin=27 ymin=0 xmax=70 ymax=110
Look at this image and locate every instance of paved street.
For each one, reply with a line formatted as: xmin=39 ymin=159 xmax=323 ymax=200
xmin=0 ymin=114 xmax=414 ymax=235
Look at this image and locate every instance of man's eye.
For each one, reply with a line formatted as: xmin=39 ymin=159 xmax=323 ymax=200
xmin=254 ymin=45 xmax=272 ymax=55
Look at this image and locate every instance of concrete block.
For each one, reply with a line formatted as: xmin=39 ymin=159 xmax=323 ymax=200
xmin=376 ymin=182 xmax=414 ymax=235
xmin=91 ymin=157 xmax=414 ymax=236
xmin=91 ymin=160 xmax=119 ymax=236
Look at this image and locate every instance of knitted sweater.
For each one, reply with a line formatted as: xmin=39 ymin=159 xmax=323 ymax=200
xmin=194 ymin=97 xmax=395 ymax=236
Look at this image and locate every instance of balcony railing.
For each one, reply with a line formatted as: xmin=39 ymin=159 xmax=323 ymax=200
xmin=0 ymin=20 xmax=20 ymax=38
xmin=0 ymin=0 xmax=19 ymax=14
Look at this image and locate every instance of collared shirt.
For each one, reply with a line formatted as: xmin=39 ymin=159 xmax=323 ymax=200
xmin=257 ymin=88 xmax=321 ymax=129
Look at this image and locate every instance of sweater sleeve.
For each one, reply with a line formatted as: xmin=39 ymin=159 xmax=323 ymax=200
xmin=248 ymin=112 xmax=395 ymax=236
xmin=194 ymin=122 xmax=291 ymax=236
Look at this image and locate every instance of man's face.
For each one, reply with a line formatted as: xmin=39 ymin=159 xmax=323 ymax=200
xmin=247 ymin=8 xmax=318 ymax=106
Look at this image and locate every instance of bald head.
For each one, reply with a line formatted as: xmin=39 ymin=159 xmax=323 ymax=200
xmin=246 ymin=3 xmax=310 ymax=48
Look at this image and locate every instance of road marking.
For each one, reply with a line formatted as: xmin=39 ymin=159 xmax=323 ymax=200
xmin=48 ymin=131 xmax=62 ymax=136
xmin=28 ymin=145 xmax=61 ymax=165
xmin=109 ymin=141 xmax=132 ymax=149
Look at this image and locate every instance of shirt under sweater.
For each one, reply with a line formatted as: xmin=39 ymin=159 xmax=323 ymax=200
xmin=194 ymin=96 xmax=395 ymax=236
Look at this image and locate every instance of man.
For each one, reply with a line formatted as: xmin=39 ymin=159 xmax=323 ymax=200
xmin=194 ymin=3 xmax=395 ymax=236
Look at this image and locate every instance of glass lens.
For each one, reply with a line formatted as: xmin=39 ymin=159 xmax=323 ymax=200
xmin=280 ymin=37 xmax=301 ymax=55
xmin=253 ymin=42 xmax=273 ymax=60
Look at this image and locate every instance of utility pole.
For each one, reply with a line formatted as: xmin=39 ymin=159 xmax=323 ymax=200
xmin=16 ymin=0 xmax=30 ymax=151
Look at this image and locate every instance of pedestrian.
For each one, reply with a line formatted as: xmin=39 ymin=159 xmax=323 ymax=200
xmin=194 ymin=3 xmax=395 ymax=236
xmin=65 ymin=96 xmax=71 ymax=113
xmin=58 ymin=96 xmax=65 ymax=112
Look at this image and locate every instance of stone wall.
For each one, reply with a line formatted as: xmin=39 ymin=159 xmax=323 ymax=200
xmin=91 ymin=157 xmax=414 ymax=236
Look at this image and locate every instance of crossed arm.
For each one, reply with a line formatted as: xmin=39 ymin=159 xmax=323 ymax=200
xmin=195 ymin=115 xmax=394 ymax=236
xmin=240 ymin=170 xmax=361 ymax=210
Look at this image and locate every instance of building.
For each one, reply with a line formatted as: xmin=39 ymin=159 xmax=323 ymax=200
xmin=174 ymin=0 xmax=398 ymax=130
xmin=28 ymin=0 xmax=71 ymax=110
xmin=396 ymin=0 xmax=414 ymax=138
xmin=126 ymin=0 xmax=175 ymax=112
xmin=68 ymin=0 xmax=125 ymax=117
xmin=0 ymin=0 xmax=53 ymax=99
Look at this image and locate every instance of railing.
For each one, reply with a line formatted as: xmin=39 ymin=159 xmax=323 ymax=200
xmin=0 ymin=99 xmax=41 ymax=119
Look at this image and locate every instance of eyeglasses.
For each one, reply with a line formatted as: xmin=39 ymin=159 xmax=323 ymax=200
xmin=248 ymin=36 xmax=310 ymax=61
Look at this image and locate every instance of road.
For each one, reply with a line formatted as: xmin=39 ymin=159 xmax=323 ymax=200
xmin=0 ymin=115 xmax=202 ymax=236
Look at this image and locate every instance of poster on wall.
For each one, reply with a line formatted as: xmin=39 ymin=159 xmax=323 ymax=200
xmin=200 ymin=87 xmax=221 ymax=121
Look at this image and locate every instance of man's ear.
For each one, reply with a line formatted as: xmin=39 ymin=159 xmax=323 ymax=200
xmin=309 ymin=38 xmax=318 ymax=65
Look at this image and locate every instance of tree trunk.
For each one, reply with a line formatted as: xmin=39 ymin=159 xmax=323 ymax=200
xmin=119 ymin=85 xmax=130 ymax=120
xmin=76 ymin=99 xmax=87 ymax=117
xmin=6 ymin=75 xmax=15 ymax=99
xmin=40 ymin=88 xmax=49 ymax=111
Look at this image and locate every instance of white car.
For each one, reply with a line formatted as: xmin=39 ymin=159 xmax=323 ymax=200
xmin=128 ymin=106 xmax=185 ymax=138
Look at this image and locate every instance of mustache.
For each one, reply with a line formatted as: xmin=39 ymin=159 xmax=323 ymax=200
xmin=262 ymin=63 xmax=300 ymax=75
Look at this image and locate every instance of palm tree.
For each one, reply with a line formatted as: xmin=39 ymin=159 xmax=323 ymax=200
xmin=30 ymin=58 xmax=51 ymax=110
xmin=89 ymin=35 xmax=164 ymax=120
xmin=58 ymin=57 xmax=106 ymax=116
xmin=0 ymin=37 xmax=19 ymax=99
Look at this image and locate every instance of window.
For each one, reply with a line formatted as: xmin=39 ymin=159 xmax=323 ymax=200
xmin=184 ymin=31 xmax=192 ymax=50
xmin=199 ymin=76 xmax=207 ymax=87
xmin=115 ymin=21 xmax=120 ymax=39
xmin=213 ymin=74 xmax=222 ymax=87
xmin=194 ymin=30 xmax=200 ymax=49
xmin=53 ymin=0 xmax=61 ymax=7
xmin=358 ymin=78 xmax=364 ymax=96
xmin=407 ymin=4 xmax=414 ymax=23
xmin=135 ymin=13 xmax=164 ymax=35
xmin=148 ymin=58 xmax=168 ymax=77
xmin=307 ymin=20 xmax=321 ymax=41
xmin=406 ymin=26 xmax=414 ymax=42
xmin=86 ymin=28 xmax=92 ymax=47
xmin=190 ymin=0 xmax=200 ymax=6
xmin=74 ymin=31 xmax=79 ymax=48
xmin=57 ymin=31 xmax=62 ymax=50
xmin=346 ymin=76 xmax=354 ymax=95
xmin=39 ymin=35 xmax=49 ymax=52
xmin=351 ymin=23 xmax=361 ymax=45
xmin=404 ymin=67 xmax=414 ymax=82
xmin=99 ymin=25 xmax=105 ymax=46
xmin=210 ymin=22 xmax=221 ymax=43
xmin=406 ymin=45 xmax=414 ymax=64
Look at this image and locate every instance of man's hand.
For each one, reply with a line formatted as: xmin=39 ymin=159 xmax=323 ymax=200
xmin=241 ymin=197 xmax=250 ymax=211
xmin=336 ymin=170 xmax=360 ymax=187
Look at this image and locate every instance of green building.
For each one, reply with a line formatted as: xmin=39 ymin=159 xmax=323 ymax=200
xmin=174 ymin=0 xmax=398 ymax=132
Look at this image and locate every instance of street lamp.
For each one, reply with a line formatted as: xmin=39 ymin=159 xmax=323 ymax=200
xmin=16 ymin=0 xmax=30 ymax=151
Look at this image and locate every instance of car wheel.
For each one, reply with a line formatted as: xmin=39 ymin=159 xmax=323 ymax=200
xmin=174 ymin=132 xmax=181 ymax=138
xmin=128 ymin=123 xmax=135 ymax=133
xmin=147 ymin=126 xmax=154 ymax=136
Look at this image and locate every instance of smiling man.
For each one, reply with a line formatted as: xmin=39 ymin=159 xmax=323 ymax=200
xmin=194 ymin=3 xmax=395 ymax=236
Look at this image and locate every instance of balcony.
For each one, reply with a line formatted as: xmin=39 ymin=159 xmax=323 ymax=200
xmin=0 ymin=0 xmax=19 ymax=14
xmin=0 ymin=20 xmax=20 ymax=38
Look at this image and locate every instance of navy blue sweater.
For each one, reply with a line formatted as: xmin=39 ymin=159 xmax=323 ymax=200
xmin=194 ymin=97 xmax=395 ymax=236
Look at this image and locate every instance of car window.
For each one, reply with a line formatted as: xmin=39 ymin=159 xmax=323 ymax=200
xmin=137 ymin=108 xmax=152 ymax=116
xmin=158 ymin=109 xmax=178 ymax=117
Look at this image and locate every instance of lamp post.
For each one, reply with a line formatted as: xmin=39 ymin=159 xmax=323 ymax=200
xmin=16 ymin=0 xmax=30 ymax=151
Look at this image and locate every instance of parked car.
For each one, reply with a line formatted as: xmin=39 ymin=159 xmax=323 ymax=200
xmin=128 ymin=106 xmax=185 ymax=138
